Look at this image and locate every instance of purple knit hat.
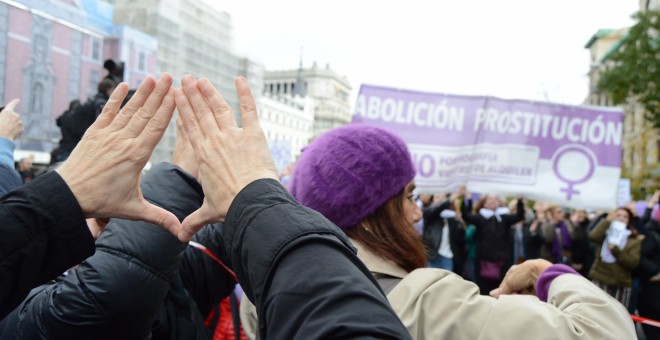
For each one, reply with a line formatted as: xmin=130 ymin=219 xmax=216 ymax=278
xmin=290 ymin=124 xmax=415 ymax=229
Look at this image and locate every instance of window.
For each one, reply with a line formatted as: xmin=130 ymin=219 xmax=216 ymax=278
xmin=88 ymin=69 xmax=99 ymax=98
xmin=138 ymin=52 xmax=146 ymax=71
xmin=91 ymin=39 xmax=102 ymax=61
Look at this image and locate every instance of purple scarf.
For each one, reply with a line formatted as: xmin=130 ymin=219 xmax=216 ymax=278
xmin=551 ymin=222 xmax=572 ymax=259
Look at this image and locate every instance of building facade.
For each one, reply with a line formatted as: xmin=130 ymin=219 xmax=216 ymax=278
xmin=0 ymin=0 xmax=157 ymax=161
xmin=264 ymin=61 xmax=352 ymax=137
xmin=257 ymin=91 xmax=314 ymax=169
xmin=109 ymin=0 xmax=264 ymax=164
xmin=585 ymin=0 xmax=660 ymax=196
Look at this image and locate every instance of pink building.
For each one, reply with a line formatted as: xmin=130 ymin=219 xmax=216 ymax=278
xmin=1 ymin=0 xmax=158 ymax=155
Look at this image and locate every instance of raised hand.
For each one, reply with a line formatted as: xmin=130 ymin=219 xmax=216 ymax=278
xmin=648 ymin=190 xmax=660 ymax=208
xmin=56 ymin=74 xmax=180 ymax=236
xmin=174 ymin=75 xmax=278 ymax=242
xmin=0 ymin=99 xmax=23 ymax=140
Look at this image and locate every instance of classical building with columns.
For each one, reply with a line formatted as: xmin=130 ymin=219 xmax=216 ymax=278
xmin=264 ymin=61 xmax=351 ymax=138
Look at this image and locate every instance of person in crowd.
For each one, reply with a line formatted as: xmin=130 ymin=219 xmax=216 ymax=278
xmin=236 ymin=122 xmax=635 ymax=339
xmin=0 ymin=99 xmax=23 ymax=195
xmin=413 ymin=193 xmax=434 ymax=234
xmin=51 ymin=99 xmax=81 ymax=164
xmin=627 ymin=201 xmax=647 ymax=234
xmin=463 ymin=222 xmax=478 ymax=282
xmin=0 ymin=116 xmax=236 ymax=339
xmin=642 ymin=190 xmax=660 ymax=227
xmin=510 ymin=199 xmax=543 ymax=264
xmin=540 ymin=205 xmax=577 ymax=265
xmin=461 ymin=193 xmax=524 ymax=294
xmin=54 ymin=79 xmax=117 ymax=162
xmin=17 ymin=155 xmax=34 ymax=183
xmin=422 ymin=189 xmax=465 ymax=274
xmin=569 ymin=209 xmax=591 ymax=275
xmin=0 ymin=75 xmax=181 ymax=319
xmin=104 ymin=59 xmax=124 ymax=84
xmin=588 ymin=207 xmax=643 ymax=310
xmin=638 ymin=203 xmax=660 ymax=340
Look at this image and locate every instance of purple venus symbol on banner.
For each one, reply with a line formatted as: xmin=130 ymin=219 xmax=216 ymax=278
xmin=551 ymin=144 xmax=597 ymax=200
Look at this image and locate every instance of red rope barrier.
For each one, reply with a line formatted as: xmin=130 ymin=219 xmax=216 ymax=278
xmin=632 ymin=315 xmax=660 ymax=328
xmin=189 ymin=241 xmax=238 ymax=282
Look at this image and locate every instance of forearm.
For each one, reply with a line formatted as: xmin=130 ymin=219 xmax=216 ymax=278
xmin=0 ymin=171 xmax=93 ymax=319
xmin=611 ymin=245 xmax=640 ymax=270
xmin=0 ymin=137 xmax=15 ymax=168
xmin=588 ymin=219 xmax=609 ymax=243
xmin=224 ymin=179 xmax=410 ymax=339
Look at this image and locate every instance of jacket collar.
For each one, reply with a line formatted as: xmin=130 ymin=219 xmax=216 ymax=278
xmin=350 ymin=238 xmax=409 ymax=279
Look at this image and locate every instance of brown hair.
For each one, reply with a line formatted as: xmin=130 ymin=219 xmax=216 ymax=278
xmin=616 ymin=207 xmax=639 ymax=236
xmin=344 ymin=187 xmax=427 ymax=272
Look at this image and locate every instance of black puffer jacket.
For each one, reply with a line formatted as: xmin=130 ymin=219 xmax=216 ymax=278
xmin=0 ymin=163 xmax=235 ymax=339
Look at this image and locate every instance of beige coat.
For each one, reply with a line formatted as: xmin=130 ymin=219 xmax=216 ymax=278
xmin=241 ymin=239 xmax=635 ymax=339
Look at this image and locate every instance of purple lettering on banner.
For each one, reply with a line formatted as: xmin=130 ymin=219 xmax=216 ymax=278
xmin=352 ymin=84 xmax=623 ymax=209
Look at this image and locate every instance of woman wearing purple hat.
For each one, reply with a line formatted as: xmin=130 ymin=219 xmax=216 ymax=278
xmin=241 ymin=124 xmax=635 ymax=339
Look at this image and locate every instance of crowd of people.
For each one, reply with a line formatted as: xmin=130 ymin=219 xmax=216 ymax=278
xmin=0 ymin=72 xmax=657 ymax=339
xmin=416 ymin=187 xmax=660 ymax=339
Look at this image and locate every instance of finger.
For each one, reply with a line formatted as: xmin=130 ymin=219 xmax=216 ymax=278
xmin=138 ymin=201 xmax=182 ymax=239
xmin=136 ymin=88 xmax=176 ymax=149
xmin=175 ymin=115 xmax=190 ymax=144
xmin=489 ymin=288 xmax=502 ymax=298
xmin=235 ymin=77 xmax=259 ymax=129
xmin=124 ymin=73 xmax=173 ymax=137
xmin=92 ymin=83 xmax=129 ymax=130
xmin=198 ymin=78 xmax=238 ymax=130
xmin=181 ymin=75 xmax=220 ymax=136
xmin=109 ymin=77 xmax=157 ymax=129
xmin=2 ymin=99 xmax=20 ymax=113
xmin=174 ymin=87 xmax=204 ymax=150
xmin=179 ymin=207 xmax=215 ymax=242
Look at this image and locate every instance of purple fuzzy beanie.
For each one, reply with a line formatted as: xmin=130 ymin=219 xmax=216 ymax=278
xmin=290 ymin=124 xmax=415 ymax=229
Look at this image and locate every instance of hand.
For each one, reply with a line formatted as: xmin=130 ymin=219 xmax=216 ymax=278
xmin=650 ymin=272 xmax=660 ymax=282
xmin=172 ymin=115 xmax=199 ymax=180
xmin=606 ymin=210 xmax=616 ymax=222
xmin=174 ymin=75 xmax=278 ymax=242
xmin=529 ymin=219 xmax=540 ymax=233
xmin=649 ymin=190 xmax=660 ymax=208
xmin=434 ymin=193 xmax=447 ymax=204
xmin=0 ymin=99 xmax=23 ymax=140
xmin=56 ymin=74 xmax=180 ymax=236
xmin=608 ymin=243 xmax=617 ymax=251
xmin=490 ymin=259 xmax=552 ymax=298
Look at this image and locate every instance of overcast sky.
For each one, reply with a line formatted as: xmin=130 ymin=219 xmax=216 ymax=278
xmin=213 ymin=1 xmax=638 ymax=107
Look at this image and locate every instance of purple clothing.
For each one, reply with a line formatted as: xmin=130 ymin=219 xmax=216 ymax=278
xmin=536 ymin=264 xmax=579 ymax=302
xmin=551 ymin=222 xmax=572 ymax=260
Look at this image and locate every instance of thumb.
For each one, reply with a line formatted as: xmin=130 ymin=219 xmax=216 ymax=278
xmin=138 ymin=202 xmax=181 ymax=238
xmin=489 ymin=288 xmax=503 ymax=298
xmin=3 ymin=98 xmax=20 ymax=112
xmin=179 ymin=207 xmax=213 ymax=242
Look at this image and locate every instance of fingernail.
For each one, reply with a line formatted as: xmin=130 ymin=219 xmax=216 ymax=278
xmin=181 ymin=75 xmax=195 ymax=86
